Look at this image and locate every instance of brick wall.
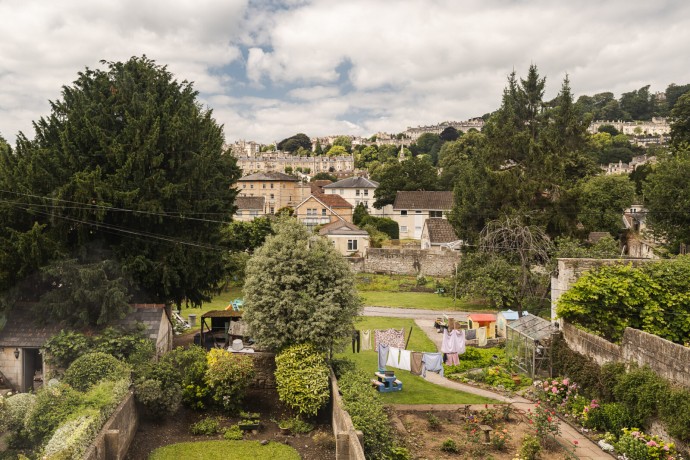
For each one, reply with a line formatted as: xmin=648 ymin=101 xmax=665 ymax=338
xmin=349 ymin=248 xmax=460 ymax=277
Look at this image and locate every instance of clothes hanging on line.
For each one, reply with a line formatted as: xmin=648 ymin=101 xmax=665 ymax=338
xmin=452 ymin=329 xmax=466 ymax=355
xmin=477 ymin=327 xmax=487 ymax=346
xmin=445 ymin=352 xmax=459 ymax=365
xmin=377 ymin=343 xmax=389 ymax=371
xmin=361 ymin=330 xmax=372 ymax=350
xmin=441 ymin=329 xmax=454 ymax=354
xmin=386 ymin=347 xmax=400 ymax=368
xmin=398 ymin=349 xmax=412 ymax=371
xmin=352 ymin=330 xmax=360 ymax=353
xmin=421 ymin=352 xmax=444 ymax=377
xmin=374 ymin=328 xmax=405 ymax=349
xmin=410 ymin=352 xmax=424 ymax=375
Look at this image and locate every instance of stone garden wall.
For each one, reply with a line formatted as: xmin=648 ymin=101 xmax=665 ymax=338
xmin=250 ymin=351 xmax=276 ymax=389
xmin=561 ymin=321 xmax=690 ymax=388
xmin=348 ymin=248 xmax=460 ymax=277
xmin=330 ymin=370 xmax=366 ymax=460
xmin=84 ymin=392 xmax=138 ymax=460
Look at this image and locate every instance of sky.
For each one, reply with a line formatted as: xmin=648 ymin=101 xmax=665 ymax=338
xmin=1 ymin=0 xmax=689 ymax=146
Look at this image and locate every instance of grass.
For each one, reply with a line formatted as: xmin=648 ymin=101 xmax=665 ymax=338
xmin=149 ymin=440 xmax=300 ymax=460
xmin=339 ymin=316 xmax=498 ymax=405
xmin=360 ymin=291 xmax=487 ymax=311
xmin=176 ymin=284 xmax=244 ymax=333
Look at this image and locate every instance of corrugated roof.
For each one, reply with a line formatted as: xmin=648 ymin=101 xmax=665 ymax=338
xmin=425 ymin=219 xmax=457 ymax=244
xmin=238 ymin=172 xmax=298 ymax=182
xmin=393 ymin=191 xmax=454 ymax=210
xmin=319 ymin=220 xmax=369 ymax=236
xmin=323 ymin=176 xmax=379 ymax=189
xmin=506 ymin=314 xmax=556 ymax=341
xmin=235 ymin=196 xmax=264 ymax=210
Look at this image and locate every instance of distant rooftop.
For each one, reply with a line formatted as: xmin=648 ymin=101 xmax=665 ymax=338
xmin=323 ymin=176 xmax=379 ymax=189
xmin=238 ymin=172 xmax=298 ymax=182
xmin=424 ymin=218 xmax=457 ymax=244
xmin=235 ymin=196 xmax=264 ymax=211
xmin=319 ymin=220 xmax=368 ymax=236
xmin=393 ymin=191 xmax=454 ymax=210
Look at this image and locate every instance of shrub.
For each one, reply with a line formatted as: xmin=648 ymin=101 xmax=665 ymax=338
xmin=135 ymin=378 xmax=182 ymax=418
xmin=491 ymin=428 xmax=511 ymax=451
xmin=330 ymin=357 xmax=356 ymax=378
xmin=519 ymin=434 xmax=542 ymax=460
xmin=279 ymin=416 xmax=314 ymax=434
xmin=527 ymin=402 xmax=560 ymax=442
xmin=223 ymin=425 xmax=243 ymax=440
xmin=190 ymin=417 xmax=222 ymax=435
xmin=389 ymin=446 xmax=411 ymax=460
xmin=427 ymin=413 xmax=442 ymax=430
xmin=63 ymin=352 xmax=130 ymax=391
xmin=660 ymin=387 xmax=690 ymax=442
xmin=275 ymin=344 xmax=329 ymax=417
xmin=613 ymin=365 xmax=669 ymax=425
xmin=204 ymin=348 xmax=255 ymax=412
xmin=161 ymin=346 xmax=210 ymax=410
xmin=25 ymin=383 xmax=84 ymax=445
xmin=92 ymin=327 xmax=153 ymax=364
xmin=440 ymin=439 xmax=458 ymax=453
xmin=2 ymin=393 xmax=36 ymax=432
xmin=584 ymin=403 xmax=636 ymax=436
xmin=43 ymin=415 xmax=100 ymax=459
xmin=598 ymin=362 xmax=626 ymax=403
xmin=42 ymin=330 xmax=91 ymax=369
xmin=338 ymin=370 xmax=392 ymax=459
xmin=615 ymin=428 xmax=680 ymax=460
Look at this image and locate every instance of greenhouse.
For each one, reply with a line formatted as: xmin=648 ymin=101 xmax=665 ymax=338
xmin=505 ymin=314 xmax=558 ymax=378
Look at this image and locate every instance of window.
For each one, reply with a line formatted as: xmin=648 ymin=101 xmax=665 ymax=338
xmin=429 ymin=210 xmax=443 ymax=218
xmin=270 ymin=183 xmax=274 ymax=189
xmin=400 ymin=226 xmax=408 ymax=233
xmin=347 ymin=239 xmax=358 ymax=251
xmin=270 ymin=194 xmax=274 ymax=200
xmin=250 ymin=184 xmax=254 ymax=189
xmin=355 ymin=189 xmax=360 ymax=196
xmin=415 ymin=210 xmax=422 ymax=214
xmin=364 ymin=189 xmax=368 ymax=196
xmin=262 ymin=184 xmax=266 ymax=189
xmin=400 ymin=210 xmax=408 ymax=216
xmin=415 ymin=226 xmax=422 ymax=232
xmin=321 ymin=208 xmax=327 ymax=216
xmin=250 ymin=211 xmax=259 ymax=216
xmin=270 ymin=207 xmax=275 ymax=214
xmin=340 ymin=189 xmax=344 ymax=195
xmin=242 ymin=184 xmax=246 ymax=188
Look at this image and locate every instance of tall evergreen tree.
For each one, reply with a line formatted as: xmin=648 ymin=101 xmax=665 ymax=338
xmin=0 ymin=57 xmax=241 ymax=323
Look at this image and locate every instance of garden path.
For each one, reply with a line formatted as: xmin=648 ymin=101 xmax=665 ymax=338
xmin=411 ymin=319 xmax=614 ymax=460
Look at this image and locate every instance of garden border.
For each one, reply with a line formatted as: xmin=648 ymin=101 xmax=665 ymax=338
xmin=330 ymin=369 xmax=366 ymax=460
xmin=84 ymin=391 xmax=138 ymax=460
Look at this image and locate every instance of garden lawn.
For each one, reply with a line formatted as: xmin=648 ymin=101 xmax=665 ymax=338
xmin=177 ymin=285 xmax=244 ymax=333
xmin=360 ymin=290 xmax=486 ymax=311
xmin=149 ymin=440 xmax=300 ymax=460
xmin=341 ymin=316 xmax=497 ymax=405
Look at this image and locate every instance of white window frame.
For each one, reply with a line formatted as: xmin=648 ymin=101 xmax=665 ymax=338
xmin=347 ymin=239 xmax=358 ymax=251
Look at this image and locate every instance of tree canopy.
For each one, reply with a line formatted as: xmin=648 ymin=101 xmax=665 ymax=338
xmin=577 ymin=175 xmax=636 ymax=235
xmin=0 ymin=56 xmax=240 ymax=324
xmin=242 ymin=217 xmax=361 ymax=351
xmin=277 ymin=133 xmax=312 ymax=153
xmin=371 ymin=156 xmax=438 ymax=208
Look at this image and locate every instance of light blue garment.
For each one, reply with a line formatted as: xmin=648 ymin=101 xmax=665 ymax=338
xmin=422 ymin=352 xmax=444 ymax=377
xmin=377 ymin=343 xmax=389 ymax=371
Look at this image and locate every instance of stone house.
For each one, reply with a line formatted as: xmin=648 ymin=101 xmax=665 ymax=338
xmin=0 ymin=304 xmax=172 ymax=392
xmin=318 ymin=220 xmax=370 ymax=256
xmin=237 ymin=172 xmax=307 ymax=215
xmin=392 ymin=191 xmax=454 ymax=239
xmin=294 ymin=193 xmax=353 ymax=230
xmin=233 ymin=196 xmax=265 ymax=221
xmin=322 ymin=176 xmax=379 ymax=210
xmin=420 ymin=218 xmax=459 ymax=249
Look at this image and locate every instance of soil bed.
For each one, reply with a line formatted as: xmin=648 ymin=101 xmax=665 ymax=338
xmin=392 ymin=406 xmax=575 ymax=459
xmin=126 ymin=388 xmax=334 ymax=460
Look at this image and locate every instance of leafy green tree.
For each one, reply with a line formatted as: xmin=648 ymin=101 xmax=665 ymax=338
xmin=314 ymin=140 xmax=323 ymax=155
xmin=224 ymin=217 xmax=274 ymax=253
xmin=670 ymin=92 xmax=690 ymax=148
xmin=332 ymin=135 xmax=352 ymax=152
xmin=371 ymin=156 xmax=438 ymax=208
xmin=437 ymin=132 xmax=485 ymax=190
xmin=629 ymin=163 xmax=653 ymax=196
xmin=598 ymin=124 xmax=619 ymax=136
xmin=310 ymin=172 xmax=337 ymax=182
xmin=552 ymin=235 xmax=621 ymax=260
xmin=326 ymin=145 xmax=348 ymax=157
xmin=353 ymin=203 xmax=368 ymax=226
xmin=242 ymin=217 xmax=361 ymax=351
xmin=362 ymin=224 xmax=389 ymax=248
xmin=355 ymin=145 xmax=378 ymax=168
xmin=439 ymin=126 xmax=460 ymax=142
xmin=620 ymin=85 xmax=655 ymax=120
xmin=0 ymin=57 xmax=240 ymax=320
xmin=577 ymin=175 xmax=636 ymax=235
xmin=411 ymin=133 xmax=440 ymax=156
xmin=359 ymin=215 xmax=399 ymax=239
xmin=665 ymin=84 xmax=690 ymax=111
xmin=644 ymin=150 xmax=690 ymax=247
xmin=454 ymin=252 xmax=521 ymax=309
xmin=278 ymin=133 xmax=312 ymax=153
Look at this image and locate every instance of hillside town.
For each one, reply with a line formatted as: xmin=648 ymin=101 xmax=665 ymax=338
xmin=1 ymin=4 xmax=690 ymax=460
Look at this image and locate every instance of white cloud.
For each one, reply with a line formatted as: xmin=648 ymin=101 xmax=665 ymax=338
xmin=1 ymin=0 xmax=690 ymax=146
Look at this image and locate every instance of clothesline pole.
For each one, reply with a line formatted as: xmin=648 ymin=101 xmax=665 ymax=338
xmin=404 ymin=326 xmax=413 ymax=350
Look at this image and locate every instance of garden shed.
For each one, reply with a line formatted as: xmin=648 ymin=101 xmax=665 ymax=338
xmin=505 ymin=314 xmax=558 ymax=378
xmin=467 ymin=313 xmax=497 ymax=339
xmin=496 ymin=309 xmax=527 ymax=338
xmin=198 ymin=310 xmax=248 ymax=350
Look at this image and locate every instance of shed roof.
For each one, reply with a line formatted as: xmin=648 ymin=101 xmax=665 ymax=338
xmin=499 ymin=310 xmax=522 ymax=321
xmin=112 ymin=304 xmax=168 ymax=342
xmin=0 ymin=307 xmax=64 ymax=348
xmin=506 ymin=314 xmax=556 ymax=341
xmin=393 ymin=191 xmax=454 ymax=210
xmin=202 ymin=310 xmax=243 ymax=318
xmin=468 ymin=313 xmax=497 ymax=322
xmin=424 ymin=218 xmax=457 ymax=244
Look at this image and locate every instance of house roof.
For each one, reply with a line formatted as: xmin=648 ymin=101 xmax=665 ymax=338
xmin=0 ymin=307 xmax=64 ymax=348
xmin=323 ymin=176 xmax=379 ymax=189
xmin=393 ymin=191 xmax=454 ymax=210
xmin=315 ymin=193 xmax=352 ymax=208
xmin=424 ymin=219 xmax=458 ymax=244
xmin=468 ymin=313 xmax=497 ymax=322
xmin=238 ymin=172 xmax=298 ymax=182
xmin=319 ymin=220 xmax=369 ymax=236
xmin=112 ymin=304 xmax=168 ymax=342
xmin=235 ymin=196 xmax=264 ymax=211
xmin=310 ymin=180 xmax=332 ymax=195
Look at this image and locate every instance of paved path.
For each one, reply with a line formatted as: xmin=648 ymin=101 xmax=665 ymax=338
xmin=364 ymin=308 xmax=612 ymax=459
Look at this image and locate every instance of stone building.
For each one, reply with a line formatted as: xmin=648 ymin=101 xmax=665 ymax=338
xmin=420 ymin=218 xmax=460 ymax=249
xmin=234 ymin=196 xmax=265 ymax=222
xmin=392 ymin=191 xmax=454 ymax=239
xmin=237 ymin=172 xmax=307 ymax=215
xmin=322 ymin=176 xmax=379 ymax=210
xmin=233 ymin=151 xmax=355 ymax=175
xmin=318 ymin=220 xmax=370 ymax=256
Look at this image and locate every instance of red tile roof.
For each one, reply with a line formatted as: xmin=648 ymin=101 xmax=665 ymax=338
xmin=468 ymin=313 xmax=497 ymax=322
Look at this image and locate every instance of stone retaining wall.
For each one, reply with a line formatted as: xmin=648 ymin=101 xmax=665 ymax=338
xmin=84 ymin=392 xmax=138 ymax=460
xmin=250 ymin=351 xmax=276 ymax=389
xmin=349 ymin=248 xmax=460 ymax=277
xmin=330 ymin=370 xmax=366 ymax=460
